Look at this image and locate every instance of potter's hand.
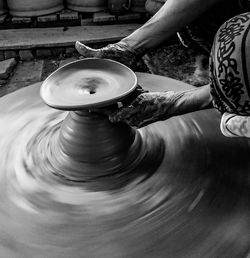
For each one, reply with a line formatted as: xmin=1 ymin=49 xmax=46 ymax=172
xmin=88 ymin=85 xmax=148 ymax=116
xmin=75 ymin=41 xmax=139 ymax=70
xmin=109 ymin=91 xmax=176 ymax=128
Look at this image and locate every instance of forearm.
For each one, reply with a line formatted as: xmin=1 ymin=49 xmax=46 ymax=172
xmin=169 ymin=84 xmax=212 ymax=117
xmin=109 ymin=85 xmax=212 ymax=127
xmin=122 ymin=0 xmax=223 ymax=52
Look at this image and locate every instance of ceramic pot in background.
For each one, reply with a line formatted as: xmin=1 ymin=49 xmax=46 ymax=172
xmin=0 ymin=0 xmax=7 ymax=15
xmin=67 ymin=0 xmax=108 ymax=12
xmin=131 ymin=0 xmax=147 ymax=12
xmin=108 ymin=0 xmax=131 ymax=14
xmin=7 ymin=0 xmax=64 ymax=17
xmin=145 ymin=0 xmax=166 ymax=15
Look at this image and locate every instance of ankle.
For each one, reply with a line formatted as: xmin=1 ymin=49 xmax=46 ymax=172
xmin=117 ymin=40 xmax=145 ymax=56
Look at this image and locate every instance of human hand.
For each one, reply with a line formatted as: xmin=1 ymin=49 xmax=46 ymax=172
xmin=109 ymin=91 xmax=177 ymax=128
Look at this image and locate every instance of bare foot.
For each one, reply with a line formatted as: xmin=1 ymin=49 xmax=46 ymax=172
xmin=75 ymin=41 xmax=139 ymax=70
xmin=220 ymin=112 xmax=250 ymax=138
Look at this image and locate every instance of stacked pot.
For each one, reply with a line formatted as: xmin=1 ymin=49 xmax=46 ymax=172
xmin=66 ymin=0 xmax=147 ymax=13
xmin=66 ymin=0 xmax=108 ymax=12
xmin=1 ymin=0 xmax=148 ymax=18
xmin=6 ymin=0 xmax=64 ymax=17
xmin=131 ymin=0 xmax=146 ymax=12
xmin=145 ymin=0 xmax=167 ymax=15
xmin=0 ymin=0 xmax=7 ymax=15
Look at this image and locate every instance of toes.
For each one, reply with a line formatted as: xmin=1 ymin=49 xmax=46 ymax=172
xmin=75 ymin=41 xmax=86 ymax=55
xmin=75 ymin=41 xmax=100 ymax=57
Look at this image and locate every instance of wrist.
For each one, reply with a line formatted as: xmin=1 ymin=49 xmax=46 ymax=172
xmin=165 ymin=85 xmax=212 ymax=117
xmin=154 ymin=91 xmax=180 ymax=119
xmin=163 ymin=91 xmax=186 ymax=117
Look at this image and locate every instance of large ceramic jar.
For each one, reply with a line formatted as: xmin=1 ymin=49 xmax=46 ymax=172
xmin=0 ymin=0 xmax=7 ymax=15
xmin=108 ymin=0 xmax=131 ymax=14
xmin=66 ymin=0 xmax=108 ymax=12
xmin=131 ymin=0 xmax=146 ymax=12
xmin=7 ymin=0 xmax=64 ymax=17
xmin=145 ymin=0 xmax=166 ymax=15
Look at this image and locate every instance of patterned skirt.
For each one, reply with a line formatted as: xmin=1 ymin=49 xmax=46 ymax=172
xmin=209 ymin=12 xmax=250 ymax=115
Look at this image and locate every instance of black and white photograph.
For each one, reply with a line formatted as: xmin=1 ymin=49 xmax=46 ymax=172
xmin=0 ymin=0 xmax=250 ymax=257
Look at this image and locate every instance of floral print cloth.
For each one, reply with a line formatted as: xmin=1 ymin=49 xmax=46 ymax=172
xmin=210 ymin=12 xmax=250 ymax=115
xmin=209 ymin=12 xmax=250 ymax=138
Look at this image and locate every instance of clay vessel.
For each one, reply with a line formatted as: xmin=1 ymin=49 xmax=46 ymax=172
xmin=145 ymin=0 xmax=166 ymax=15
xmin=131 ymin=0 xmax=146 ymax=12
xmin=7 ymin=0 xmax=64 ymax=17
xmin=108 ymin=0 xmax=131 ymax=14
xmin=67 ymin=0 xmax=108 ymax=12
xmin=0 ymin=0 xmax=7 ymax=15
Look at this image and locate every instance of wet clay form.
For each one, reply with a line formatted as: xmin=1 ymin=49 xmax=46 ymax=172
xmin=40 ymin=59 xmax=163 ymax=186
xmin=0 ymin=59 xmax=250 ymax=257
xmin=41 ymin=58 xmax=138 ymax=109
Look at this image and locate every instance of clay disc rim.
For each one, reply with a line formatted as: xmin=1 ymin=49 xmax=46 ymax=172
xmin=40 ymin=58 xmax=138 ymax=110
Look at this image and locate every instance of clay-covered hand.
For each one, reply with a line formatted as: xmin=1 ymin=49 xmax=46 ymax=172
xmin=75 ymin=41 xmax=139 ymax=70
xmin=109 ymin=91 xmax=177 ymax=128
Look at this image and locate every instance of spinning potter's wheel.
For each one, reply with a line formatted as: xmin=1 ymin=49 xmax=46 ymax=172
xmin=0 ymin=59 xmax=250 ymax=258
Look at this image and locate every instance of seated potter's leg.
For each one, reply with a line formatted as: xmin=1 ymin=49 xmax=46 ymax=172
xmin=75 ymin=0 xmax=167 ymax=64
xmin=220 ymin=113 xmax=250 ymax=138
xmin=209 ymin=12 xmax=250 ymax=138
xmin=76 ymin=0 xmax=223 ymax=70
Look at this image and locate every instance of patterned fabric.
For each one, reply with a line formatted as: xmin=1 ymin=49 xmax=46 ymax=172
xmin=209 ymin=12 xmax=250 ymax=115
